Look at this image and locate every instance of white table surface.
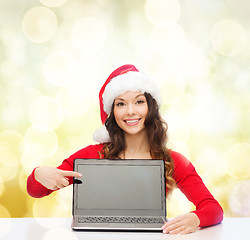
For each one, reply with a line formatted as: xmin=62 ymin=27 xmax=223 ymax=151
xmin=0 ymin=217 xmax=249 ymax=240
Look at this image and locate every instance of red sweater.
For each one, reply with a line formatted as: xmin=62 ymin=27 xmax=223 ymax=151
xmin=27 ymin=144 xmax=223 ymax=227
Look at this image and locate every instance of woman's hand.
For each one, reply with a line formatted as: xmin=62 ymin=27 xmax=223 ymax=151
xmin=161 ymin=213 xmax=200 ymax=235
xmin=34 ymin=166 xmax=82 ymax=190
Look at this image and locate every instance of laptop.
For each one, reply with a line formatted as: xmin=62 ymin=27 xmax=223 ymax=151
xmin=72 ymin=158 xmax=166 ymax=231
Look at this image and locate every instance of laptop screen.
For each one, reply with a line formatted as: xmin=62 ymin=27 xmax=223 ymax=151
xmin=73 ymin=159 xmax=166 ymax=216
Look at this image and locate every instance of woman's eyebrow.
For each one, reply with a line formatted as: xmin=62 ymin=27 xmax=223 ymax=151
xmin=135 ymin=94 xmax=145 ymax=98
xmin=115 ymin=94 xmax=145 ymax=101
xmin=114 ymin=97 xmax=125 ymax=101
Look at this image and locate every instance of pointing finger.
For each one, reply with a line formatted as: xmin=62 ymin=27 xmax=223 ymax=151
xmin=59 ymin=170 xmax=82 ymax=178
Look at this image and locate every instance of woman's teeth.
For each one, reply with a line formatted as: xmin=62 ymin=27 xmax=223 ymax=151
xmin=124 ymin=119 xmax=140 ymax=125
xmin=126 ymin=120 xmax=139 ymax=123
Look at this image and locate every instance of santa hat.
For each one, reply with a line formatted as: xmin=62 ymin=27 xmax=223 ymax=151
xmin=93 ymin=64 xmax=161 ymax=143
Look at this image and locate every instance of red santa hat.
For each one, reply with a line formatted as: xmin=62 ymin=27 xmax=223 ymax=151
xmin=93 ymin=64 xmax=161 ymax=143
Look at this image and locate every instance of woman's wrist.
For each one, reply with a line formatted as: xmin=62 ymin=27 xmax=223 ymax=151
xmin=34 ymin=166 xmax=41 ymax=182
xmin=190 ymin=212 xmax=200 ymax=227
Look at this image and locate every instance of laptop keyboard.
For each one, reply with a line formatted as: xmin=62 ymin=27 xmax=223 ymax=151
xmin=79 ymin=216 xmax=164 ymax=224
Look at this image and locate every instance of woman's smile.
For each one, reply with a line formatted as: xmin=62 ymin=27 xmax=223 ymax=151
xmin=124 ymin=118 xmax=141 ymax=126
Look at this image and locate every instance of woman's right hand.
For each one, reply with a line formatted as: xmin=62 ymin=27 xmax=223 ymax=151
xmin=34 ymin=166 xmax=82 ymax=190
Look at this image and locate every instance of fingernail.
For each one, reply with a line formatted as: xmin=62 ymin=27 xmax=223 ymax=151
xmin=78 ymin=173 xmax=82 ymax=177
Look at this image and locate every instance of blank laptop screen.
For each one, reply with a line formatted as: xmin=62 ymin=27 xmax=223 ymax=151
xmin=76 ymin=164 xmax=163 ymax=210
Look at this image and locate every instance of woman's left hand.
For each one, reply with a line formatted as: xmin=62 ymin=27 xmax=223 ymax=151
xmin=161 ymin=213 xmax=200 ymax=235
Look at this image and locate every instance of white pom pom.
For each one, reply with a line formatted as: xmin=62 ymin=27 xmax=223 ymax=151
xmin=93 ymin=125 xmax=111 ymax=143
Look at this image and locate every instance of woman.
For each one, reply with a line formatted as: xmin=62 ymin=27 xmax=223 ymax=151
xmin=27 ymin=64 xmax=223 ymax=235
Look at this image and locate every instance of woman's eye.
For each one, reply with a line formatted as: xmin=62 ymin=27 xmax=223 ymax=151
xmin=116 ymin=102 xmax=125 ymax=106
xmin=136 ymin=100 xmax=145 ymax=104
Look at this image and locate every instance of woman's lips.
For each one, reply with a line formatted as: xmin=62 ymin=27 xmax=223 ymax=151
xmin=124 ymin=118 xmax=141 ymax=126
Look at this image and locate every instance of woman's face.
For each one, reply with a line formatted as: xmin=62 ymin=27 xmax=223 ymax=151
xmin=113 ymin=91 xmax=148 ymax=136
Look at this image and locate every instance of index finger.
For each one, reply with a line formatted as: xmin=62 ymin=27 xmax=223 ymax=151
xmin=60 ymin=170 xmax=82 ymax=177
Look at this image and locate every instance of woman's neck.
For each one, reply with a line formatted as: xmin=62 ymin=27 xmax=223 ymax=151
xmin=123 ymin=129 xmax=151 ymax=159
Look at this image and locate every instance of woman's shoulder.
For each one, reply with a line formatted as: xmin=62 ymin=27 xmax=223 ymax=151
xmin=169 ymin=150 xmax=197 ymax=182
xmin=169 ymin=150 xmax=190 ymax=164
xmin=58 ymin=144 xmax=105 ymax=171
xmin=169 ymin=150 xmax=195 ymax=171
xmin=81 ymin=143 xmax=105 ymax=151
xmin=69 ymin=143 xmax=105 ymax=159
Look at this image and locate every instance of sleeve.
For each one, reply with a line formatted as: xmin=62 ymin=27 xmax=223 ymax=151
xmin=171 ymin=151 xmax=224 ymax=227
xmin=26 ymin=144 xmax=102 ymax=198
xmin=26 ymin=167 xmax=53 ymax=198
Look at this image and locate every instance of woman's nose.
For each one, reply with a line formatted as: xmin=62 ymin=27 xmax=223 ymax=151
xmin=127 ymin=104 xmax=136 ymax=115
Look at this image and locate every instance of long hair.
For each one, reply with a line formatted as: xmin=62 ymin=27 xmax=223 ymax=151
xmin=99 ymin=92 xmax=176 ymax=195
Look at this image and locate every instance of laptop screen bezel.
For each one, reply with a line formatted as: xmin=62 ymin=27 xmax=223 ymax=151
xmin=73 ymin=159 xmax=166 ymax=217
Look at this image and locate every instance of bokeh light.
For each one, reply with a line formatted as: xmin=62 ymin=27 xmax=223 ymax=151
xmin=40 ymin=0 xmax=68 ymax=8
xmin=145 ymin=0 xmax=181 ymax=24
xmin=152 ymin=69 xmax=186 ymax=108
xmin=0 ymin=204 xmax=11 ymax=217
xmin=225 ymin=143 xmax=250 ymax=180
xmin=1 ymin=103 xmax=24 ymax=127
xmin=165 ymin=94 xmax=196 ymax=130
xmin=21 ymin=152 xmax=42 ymax=175
xmin=234 ymin=71 xmax=250 ymax=95
xmin=0 ymin=177 xmax=5 ymax=197
xmin=150 ymin=23 xmax=210 ymax=85
xmin=167 ymin=189 xmax=193 ymax=217
xmin=0 ymin=130 xmax=23 ymax=156
xmin=191 ymin=85 xmax=237 ymax=134
xmin=229 ymin=180 xmax=250 ymax=217
xmin=55 ymin=84 xmax=94 ymax=117
xmin=22 ymin=7 xmax=57 ymax=43
xmin=1 ymin=57 xmax=26 ymax=88
xmin=44 ymin=50 xmax=79 ymax=87
xmin=0 ymin=145 xmax=19 ymax=182
xmin=195 ymin=147 xmax=227 ymax=183
xmin=71 ymin=17 xmax=106 ymax=53
xmin=211 ymin=19 xmax=247 ymax=56
xmin=29 ymin=96 xmax=63 ymax=131
xmin=150 ymin=21 xmax=186 ymax=56
xmin=18 ymin=169 xmax=30 ymax=195
xmin=166 ymin=41 xmax=209 ymax=81
xmin=23 ymin=127 xmax=58 ymax=159
xmin=22 ymin=88 xmax=42 ymax=110
xmin=33 ymin=195 xmax=69 ymax=218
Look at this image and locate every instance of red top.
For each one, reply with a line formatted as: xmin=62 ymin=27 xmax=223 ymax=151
xmin=26 ymin=144 xmax=223 ymax=227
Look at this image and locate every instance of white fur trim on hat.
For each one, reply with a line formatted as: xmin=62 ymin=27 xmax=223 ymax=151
xmin=93 ymin=125 xmax=111 ymax=143
xmin=102 ymin=71 xmax=161 ymax=115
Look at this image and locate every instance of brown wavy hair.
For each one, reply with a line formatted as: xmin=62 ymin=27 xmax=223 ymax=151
xmin=99 ymin=92 xmax=176 ymax=196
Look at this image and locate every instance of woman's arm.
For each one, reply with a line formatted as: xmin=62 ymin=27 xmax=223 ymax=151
xmin=35 ymin=167 xmax=81 ymax=189
xmin=162 ymin=151 xmax=223 ymax=234
xmin=26 ymin=164 xmax=80 ymax=198
xmin=26 ymin=144 xmax=103 ymax=198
